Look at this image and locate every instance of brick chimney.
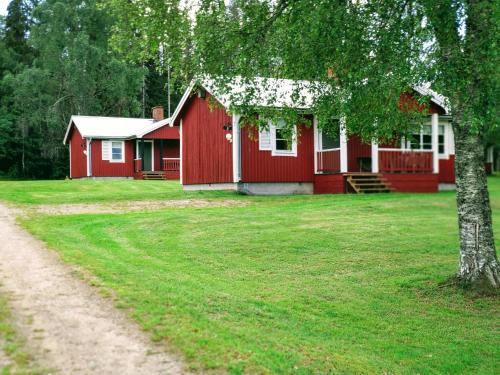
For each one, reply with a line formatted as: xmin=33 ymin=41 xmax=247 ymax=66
xmin=152 ymin=106 xmax=164 ymax=121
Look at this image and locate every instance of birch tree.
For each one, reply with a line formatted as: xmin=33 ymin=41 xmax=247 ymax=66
xmin=194 ymin=0 xmax=499 ymax=290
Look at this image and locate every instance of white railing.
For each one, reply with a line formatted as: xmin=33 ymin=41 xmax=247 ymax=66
xmin=162 ymin=158 xmax=180 ymax=172
xmin=316 ymin=149 xmax=341 ymax=173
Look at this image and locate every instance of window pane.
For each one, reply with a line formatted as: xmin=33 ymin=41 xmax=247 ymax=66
xmin=275 ymin=128 xmax=292 ymax=151
xmin=321 ymin=119 xmax=340 ymax=149
xmin=422 ymin=134 xmax=432 ymax=150
xmin=438 ymin=125 xmax=445 ymax=154
xmin=111 ymin=142 xmax=122 ymax=160
xmin=409 ymin=133 xmax=421 ymax=149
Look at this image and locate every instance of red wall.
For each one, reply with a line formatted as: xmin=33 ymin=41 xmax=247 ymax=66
xmin=383 ymin=173 xmax=439 ymax=192
xmin=90 ymin=139 xmax=135 ymax=177
xmin=143 ymin=125 xmax=180 ymax=139
xmin=241 ymin=124 xmax=314 ymax=183
xmin=313 ymin=174 xmax=345 ymax=194
xmin=69 ymin=126 xmax=87 ymax=178
xmin=399 ymin=92 xmax=445 ymax=115
xmin=439 ymin=155 xmax=455 ymax=183
xmin=347 ymin=135 xmax=372 ymax=172
xmin=181 ymin=95 xmax=234 ymax=184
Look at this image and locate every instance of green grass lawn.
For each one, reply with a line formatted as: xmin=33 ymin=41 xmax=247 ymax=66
xmin=0 ymin=179 xmax=239 ymax=205
xmin=5 ymin=176 xmax=500 ymax=374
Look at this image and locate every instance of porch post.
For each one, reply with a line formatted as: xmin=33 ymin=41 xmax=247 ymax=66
xmin=86 ymin=138 xmax=92 ymax=177
xmin=232 ymin=113 xmax=241 ymax=183
xmin=313 ymin=117 xmax=318 ymax=174
xmin=140 ymin=139 xmax=145 ymax=171
xmin=340 ymin=118 xmax=348 ymax=173
xmin=159 ymin=139 xmax=164 ymax=171
xmin=371 ymin=141 xmax=379 ymax=173
xmin=432 ymin=113 xmax=439 ymax=174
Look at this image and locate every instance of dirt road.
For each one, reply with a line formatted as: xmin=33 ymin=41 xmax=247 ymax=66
xmin=0 ymin=203 xmax=186 ymax=374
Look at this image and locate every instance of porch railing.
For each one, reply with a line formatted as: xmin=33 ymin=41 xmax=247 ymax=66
xmin=379 ymin=149 xmax=433 ymax=173
xmin=162 ymin=158 xmax=180 ymax=172
xmin=316 ymin=149 xmax=341 ymax=173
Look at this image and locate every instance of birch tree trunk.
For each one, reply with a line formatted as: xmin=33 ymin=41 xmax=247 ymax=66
xmin=453 ymin=123 xmax=500 ymax=288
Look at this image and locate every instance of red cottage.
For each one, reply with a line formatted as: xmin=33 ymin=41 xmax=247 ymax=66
xmin=63 ymin=107 xmax=181 ymax=180
xmin=169 ymin=77 xmax=462 ymax=194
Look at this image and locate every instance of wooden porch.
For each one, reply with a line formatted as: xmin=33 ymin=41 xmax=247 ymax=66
xmin=133 ymin=138 xmax=180 ymax=180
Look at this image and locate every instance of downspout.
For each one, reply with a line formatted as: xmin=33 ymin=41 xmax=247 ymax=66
xmin=232 ymin=114 xmax=241 ymax=183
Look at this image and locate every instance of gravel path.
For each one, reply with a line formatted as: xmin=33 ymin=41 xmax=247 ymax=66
xmin=32 ymin=199 xmax=248 ymax=215
xmin=0 ymin=203 xmax=186 ymax=374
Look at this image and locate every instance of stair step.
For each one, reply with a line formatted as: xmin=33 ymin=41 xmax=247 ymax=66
xmin=345 ymin=173 xmax=394 ymax=194
xmin=141 ymin=171 xmax=166 ymax=180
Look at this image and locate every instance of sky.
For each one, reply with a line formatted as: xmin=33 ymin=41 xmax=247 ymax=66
xmin=0 ymin=0 xmax=10 ymax=16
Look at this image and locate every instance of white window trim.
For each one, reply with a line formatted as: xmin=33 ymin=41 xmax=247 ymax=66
xmin=401 ymin=120 xmax=449 ymax=159
xmin=269 ymin=119 xmax=298 ymax=157
xmin=259 ymin=125 xmax=272 ymax=151
xmin=109 ymin=140 xmax=125 ymax=163
xmin=317 ymin=129 xmax=341 ymax=152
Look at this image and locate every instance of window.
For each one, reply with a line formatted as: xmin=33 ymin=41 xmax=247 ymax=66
xmin=404 ymin=123 xmax=447 ymax=155
xmin=259 ymin=119 xmax=297 ymax=156
xmin=271 ymin=119 xmax=297 ymax=156
xmin=275 ymin=128 xmax=293 ymax=151
xmin=405 ymin=125 xmax=432 ymax=150
xmin=318 ymin=119 xmax=340 ymax=150
xmin=111 ymin=141 xmax=124 ymax=162
xmin=102 ymin=140 xmax=124 ymax=162
xmin=438 ymin=125 xmax=445 ymax=154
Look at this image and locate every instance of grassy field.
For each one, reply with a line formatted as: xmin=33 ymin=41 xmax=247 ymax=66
xmin=4 ymin=177 xmax=500 ymax=374
xmin=0 ymin=179 xmax=239 ymax=205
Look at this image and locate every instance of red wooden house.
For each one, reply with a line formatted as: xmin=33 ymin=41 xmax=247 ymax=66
xmin=63 ymin=107 xmax=180 ymax=180
xmin=169 ymin=77 xmax=459 ymax=194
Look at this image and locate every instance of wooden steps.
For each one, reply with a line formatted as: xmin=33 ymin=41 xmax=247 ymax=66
xmin=141 ymin=171 xmax=166 ymax=180
xmin=345 ymin=173 xmax=394 ymax=193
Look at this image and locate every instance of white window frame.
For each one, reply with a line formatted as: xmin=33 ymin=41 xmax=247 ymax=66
xmin=110 ymin=140 xmax=125 ymax=163
xmin=317 ymin=122 xmax=341 ymax=152
xmin=402 ymin=124 xmax=433 ymax=152
xmin=401 ymin=121 xmax=449 ymax=158
xmin=270 ymin=119 xmax=298 ymax=157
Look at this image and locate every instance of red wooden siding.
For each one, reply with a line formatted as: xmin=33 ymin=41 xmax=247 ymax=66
xmin=181 ymin=95 xmax=233 ymax=184
xmin=439 ymin=155 xmax=455 ymax=183
xmin=383 ymin=173 xmax=438 ymax=192
xmin=143 ymin=125 xmax=180 ymax=139
xmin=241 ymin=124 xmax=314 ymax=183
xmin=313 ymin=174 xmax=345 ymax=194
xmin=399 ymin=92 xmax=445 ymax=115
xmin=347 ymin=135 xmax=372 ymax=172
xmin=69 ymin=126 xmax=87 ymax=178
xmin=317 ymin=150 xmax=340 ymax=173
xmin=90 ymin=139 xmax=134 ymax=177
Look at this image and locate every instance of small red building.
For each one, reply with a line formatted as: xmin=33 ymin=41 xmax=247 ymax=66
xmin=169 ymin=77 xmax=459 ymax=194
xmin=63 ymin=107 xmax=180 ymax=180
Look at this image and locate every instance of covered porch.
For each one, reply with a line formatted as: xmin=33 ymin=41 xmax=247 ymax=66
xmin=133 ymin=122 xmax=181 ymax=180
xmin=313 ymin=113 xmax=443 ymax=193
